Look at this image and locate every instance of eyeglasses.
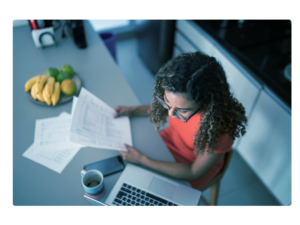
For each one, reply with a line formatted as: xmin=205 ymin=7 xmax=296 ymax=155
xmin=155 ymin=95 xmax=201 ymax=123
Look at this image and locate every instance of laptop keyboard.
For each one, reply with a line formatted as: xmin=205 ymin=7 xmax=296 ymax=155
xmin=112 ymin=183 xmax=178 ymax=206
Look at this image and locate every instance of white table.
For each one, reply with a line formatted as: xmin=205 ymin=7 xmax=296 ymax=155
xmin=13 ymin=20 xmax=190 ymax=205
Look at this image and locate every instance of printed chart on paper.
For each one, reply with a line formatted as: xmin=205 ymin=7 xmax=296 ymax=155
xmin=70 ymin=88 xmax=132 ymax=151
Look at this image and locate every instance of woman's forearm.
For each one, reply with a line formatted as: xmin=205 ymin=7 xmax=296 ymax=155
xmin=139 ymin=156 xmax=201 ymax=181
xmin=131 ymin=104 xmax=151 ymax=116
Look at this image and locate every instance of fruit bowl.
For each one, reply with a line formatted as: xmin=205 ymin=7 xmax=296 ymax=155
xmin=27 ymin=72 xmax=82 ymax=106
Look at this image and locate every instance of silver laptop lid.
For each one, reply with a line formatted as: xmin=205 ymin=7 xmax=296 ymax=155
xmin=105 ymin=163 xmax=201 ymax=206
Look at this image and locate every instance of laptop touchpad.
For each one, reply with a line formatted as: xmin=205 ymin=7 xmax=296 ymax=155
xmin=148 ymin=176 xmax=178 ymax=199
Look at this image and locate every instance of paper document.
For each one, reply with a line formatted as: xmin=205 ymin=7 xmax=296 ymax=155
xmin=23 ymin=144 xmax=81 ymax=174
xmin=32 ymin=103 xmax=86 ymax=151
xmin=34 ymin=115 xmax=81 ymax=151
xmin=70 ymin=88 xmax=132 ymax=151
xmin=23 ymin=112 xmax=82 ymax=173
xmin=71 ymin=96 xmax=78 ymax=116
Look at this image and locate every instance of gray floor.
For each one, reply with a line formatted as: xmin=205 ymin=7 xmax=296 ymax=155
xmin=115 ymin=37 xmax=281 ymax=206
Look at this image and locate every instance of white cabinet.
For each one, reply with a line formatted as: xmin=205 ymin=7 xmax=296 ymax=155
xmin=237 ymin=90 xmax=291 ymax=205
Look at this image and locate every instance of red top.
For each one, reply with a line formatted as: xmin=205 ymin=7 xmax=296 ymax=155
xmin=159 ymin=113 xmax=233 ymax=189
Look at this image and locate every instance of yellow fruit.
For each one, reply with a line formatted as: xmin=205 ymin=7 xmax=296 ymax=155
xmin=31 ymin=83 xmax=37 ymax=99
xmin=51 ymin=82 xmax=60 ymax=106
xmin=25 ymin=75 xmax=40 ymax=92
xmin=45 ymin=77 xmax=55 ymax=96
xmin=36 ymin=75 xmax=48 ymax=96
xmin=44 ymin=86 xmax=51 ymax=99
xmin=61 ymin=79 xmax=76 ymax=96
xmin=36 ymin=88 xmax=45 ymax=102
xmin=43 ymin=86 xmax=51 ymax=105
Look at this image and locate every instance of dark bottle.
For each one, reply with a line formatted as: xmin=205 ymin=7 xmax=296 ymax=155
xmin=68 ymin=20 xmax=87 ymax=49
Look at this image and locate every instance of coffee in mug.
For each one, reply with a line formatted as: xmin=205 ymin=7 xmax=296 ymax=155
xmin=81 ymin=170 xmax=105 ymax=199
xmin=85 ymin=176 xmax=101 ymax=188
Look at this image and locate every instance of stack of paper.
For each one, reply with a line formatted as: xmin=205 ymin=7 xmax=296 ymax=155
xmin=23 ymin=88 xmax=132 ymax=174
xmin=23 ymin=98 xmax=84 ymax=174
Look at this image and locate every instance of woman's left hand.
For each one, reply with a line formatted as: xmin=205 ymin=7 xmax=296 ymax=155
xmin=118 ymin=144 xmax=145 ymax=164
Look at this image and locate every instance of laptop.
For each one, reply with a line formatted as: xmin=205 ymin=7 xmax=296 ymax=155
xmin=94 ymin=163 xmax=201 ymax=206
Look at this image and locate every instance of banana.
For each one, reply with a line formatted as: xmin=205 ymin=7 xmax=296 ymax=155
xmin=30 ymin=83 xmax=37 ymax=99
xmin=45 ymin=77 xmax=55 ymax=96
xmin=36 ymin=87 xmax=45 ymax=102
xmin=25 ymin=75 xmax=40 ymax=92
xmin=44 ymin=85 xmax=51 ymax=100
xmin=36 ymin=75 xmax=48 ymax=96
xmin=51 ymin=82 xmax=60 ymax=106
xmin=43 ymin=86 xmax=51 ymax=105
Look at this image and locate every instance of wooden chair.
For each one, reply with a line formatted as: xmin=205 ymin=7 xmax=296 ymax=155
xmin=198 ymin=150 xmax=233 ymax=206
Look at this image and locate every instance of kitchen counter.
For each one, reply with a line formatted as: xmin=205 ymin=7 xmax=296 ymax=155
xmin=193 ymin=20 xmax=291 ymax=108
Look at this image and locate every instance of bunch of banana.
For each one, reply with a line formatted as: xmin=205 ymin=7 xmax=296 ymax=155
xmin=25 ymin=75 xmax=61 ymax=106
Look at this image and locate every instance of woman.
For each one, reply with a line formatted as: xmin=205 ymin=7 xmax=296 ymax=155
xmin=114 ymin=51 xmax=247 ymax=190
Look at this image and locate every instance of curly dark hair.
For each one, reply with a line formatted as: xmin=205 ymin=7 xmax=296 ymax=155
xmin=150 ymin=51 xmax=247 ymax=155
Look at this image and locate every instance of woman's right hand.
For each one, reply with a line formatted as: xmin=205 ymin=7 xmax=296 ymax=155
xmin=114 ymin=105 xmax=135 ymax=118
